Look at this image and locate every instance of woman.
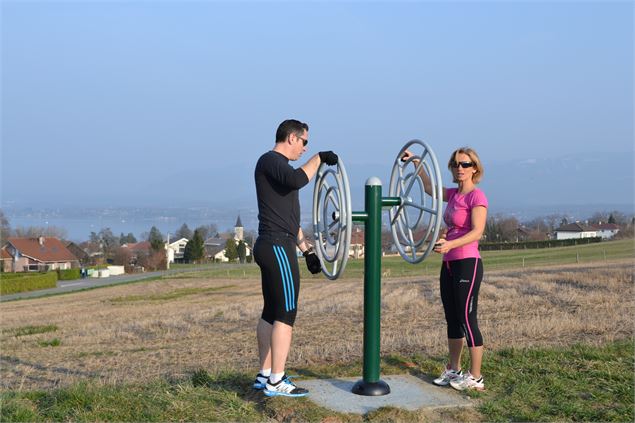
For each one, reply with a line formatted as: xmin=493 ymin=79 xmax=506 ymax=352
xmin=403 ymin=146 xmax=488 ymax=391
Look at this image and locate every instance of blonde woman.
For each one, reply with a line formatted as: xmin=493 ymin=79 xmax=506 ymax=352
xmin=403 ymin=146 xmax=488 ymax=391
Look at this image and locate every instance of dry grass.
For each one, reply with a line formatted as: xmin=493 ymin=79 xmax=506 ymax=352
xmin=1 ymin=259 xmax=632 ymax=391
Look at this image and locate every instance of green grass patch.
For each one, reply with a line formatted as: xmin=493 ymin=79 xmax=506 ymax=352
xmin=2 ymin=324 xmax=58 ymax=337
xmin=108 ymin=285 xmax=236 ymax=303
xmin=2 ymin=339 xmax=632 ymax=422
xmin=478 ymin=339 xmax=634 ymax=422
xmin=38 ymin=338 xmax=61 ymax=347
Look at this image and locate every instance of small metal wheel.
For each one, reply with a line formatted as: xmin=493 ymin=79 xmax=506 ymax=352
xmin=388 ymin=139 xmax=443 ymax=263
xmin=312 ymin=158 xmax=352 ymax=279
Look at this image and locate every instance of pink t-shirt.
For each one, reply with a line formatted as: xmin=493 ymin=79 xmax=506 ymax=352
xmin=442 ymin=187 xmax=488 ymax=261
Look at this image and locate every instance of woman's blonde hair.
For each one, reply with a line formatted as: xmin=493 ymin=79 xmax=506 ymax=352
xmin=448 ymin=147 xmax=484 ymax=184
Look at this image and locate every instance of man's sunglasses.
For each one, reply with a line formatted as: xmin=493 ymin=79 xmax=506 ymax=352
xmin=297 ymin=135 xmax=308 ymax=147
xmin=451 ymin=161 xmax=474 ymax=169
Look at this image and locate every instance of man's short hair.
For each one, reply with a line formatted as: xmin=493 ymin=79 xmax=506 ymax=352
xmin=276 ymin=119 xmax=309 ymax=143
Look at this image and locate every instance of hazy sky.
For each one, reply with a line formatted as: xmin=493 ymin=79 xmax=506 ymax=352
xmin=2 ymin=1 xmax=633 ymax=207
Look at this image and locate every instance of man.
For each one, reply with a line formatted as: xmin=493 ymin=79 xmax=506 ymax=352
xmin=253 ymin=119 xmax=338 ymax=397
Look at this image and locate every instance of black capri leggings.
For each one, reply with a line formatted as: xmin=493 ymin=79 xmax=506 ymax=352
xmin=253 ymin=234 xmax=300 ymax=326
xmin=440 ymin=258 xmax=483 ymax=347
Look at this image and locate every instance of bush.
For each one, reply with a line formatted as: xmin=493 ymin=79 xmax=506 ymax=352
xmin=57 ymin=268 xmax=81 ymax=281
xmin=0 ymin=272 xmax=57 ymax=295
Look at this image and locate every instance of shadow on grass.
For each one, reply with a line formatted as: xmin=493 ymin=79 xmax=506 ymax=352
xmin=188 ymin=368 xmax=268 ymax=410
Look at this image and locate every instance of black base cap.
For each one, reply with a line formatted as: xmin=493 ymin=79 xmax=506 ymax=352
xmin=351 ymin=379 xmax=391 ymax=396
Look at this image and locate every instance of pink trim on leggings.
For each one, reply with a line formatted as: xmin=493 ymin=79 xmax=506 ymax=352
xmin=465 ymin=259 xmax=479 ymax=346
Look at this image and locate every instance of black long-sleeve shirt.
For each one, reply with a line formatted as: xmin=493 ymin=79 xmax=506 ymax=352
xmin=255 ymin=151 xmax=310 ymax=237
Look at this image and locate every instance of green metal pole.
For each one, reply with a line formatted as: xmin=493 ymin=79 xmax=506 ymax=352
xmin=364 ymin=180 xmax=382 ymax=382
xmin=352 ymin=177 xmax=390 ymax=396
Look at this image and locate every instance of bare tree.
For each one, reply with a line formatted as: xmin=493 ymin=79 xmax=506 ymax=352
xmin=0 ymin=209 xmax=10 ymax=244
xmin=13 ymin=225 xmax=68 ymax=240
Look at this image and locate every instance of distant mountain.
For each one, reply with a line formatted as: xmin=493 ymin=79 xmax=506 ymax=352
xmin=482 ymin=152 xmax=633 ymax=212
xmin=3 ymin=152 xmax=633 ymax=220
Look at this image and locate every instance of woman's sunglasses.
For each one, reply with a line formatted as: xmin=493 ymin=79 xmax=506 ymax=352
xmin=451 ymin=161 xmax=474 ymax=169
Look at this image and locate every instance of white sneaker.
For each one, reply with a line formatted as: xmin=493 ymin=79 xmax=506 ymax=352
xmin=433 ymin=365 xmax=463 ymax=386
xmin=450 ymin=371 xmax=485 ymax=391
xmin=264 ymin=374 xmax=309 ymax=397
xmin=253 ymin=373 xmax=268 ymax=390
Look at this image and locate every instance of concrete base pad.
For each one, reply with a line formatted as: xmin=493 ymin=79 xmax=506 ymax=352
xmin=300 ymin=374 xmax=473 ymax=415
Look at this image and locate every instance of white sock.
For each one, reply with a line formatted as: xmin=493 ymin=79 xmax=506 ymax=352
xmin=260 ymin=368 xmax=271 ymax=377
xmin=269 ymin=371 xmax=285 ymax=384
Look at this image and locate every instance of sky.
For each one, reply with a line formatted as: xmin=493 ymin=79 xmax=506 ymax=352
xmin=1 ymin=0 xmax=633 ymax=210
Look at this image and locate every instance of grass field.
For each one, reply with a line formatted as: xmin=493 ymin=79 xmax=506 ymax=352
xmin=158 ymin=238 xmax=635 ymax=280
xmin=0 ymin=239 xmax=633 ymax=421
xmin=2 ymin=339 xmax=632 ymax=422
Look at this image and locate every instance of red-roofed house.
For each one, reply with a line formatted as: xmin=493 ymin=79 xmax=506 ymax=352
xmin=3 ymin=237 xmax=80 ymax=272
xmin=1 ymin=247 xmax=13 ymax=273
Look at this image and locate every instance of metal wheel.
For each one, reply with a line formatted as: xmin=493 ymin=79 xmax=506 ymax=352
xmin=388 ymin=139 xmax=443 ymax=263
xmin=312 ymin=158 xmax=352 ymax=280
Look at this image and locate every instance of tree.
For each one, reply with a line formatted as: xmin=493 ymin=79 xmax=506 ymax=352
xmin=147 ymin=226 xmax=164 ymax=252
xmin=98 ymin=228 xmax=119 ymax=256
xmin=194 ymin=224 xmax=218 ymax=242
xmin=0 ymin=209 xmax=10 ymax=244
xmin=175 ymin=223 xmax=193 ymax=240
xmin=608 ymin=213 xmax=616 ymax=224
xmin=119 ymin=232 xmax=137 ymax=244
xmin=224 ymin=238 xmax=238 ymax=262
xmin=13 ymin=225 xmax=67 ymax=240
xmin=237 ymin=240 xmax=247 ymax=264
xmin=113 ymin=246 xmax=133 ymax=267
xmin=183 ymin=229 xmax=205 ymax=263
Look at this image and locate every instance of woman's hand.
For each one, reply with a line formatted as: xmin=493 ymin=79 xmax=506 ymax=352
xmin=401 ymin=149 xmax=417 ymax=163
xmin=433 ymin=238 xmax=453 ymax=254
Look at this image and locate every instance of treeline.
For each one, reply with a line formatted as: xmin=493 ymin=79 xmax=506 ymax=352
xmin=483 ymin=211 xmax=634 ymax=243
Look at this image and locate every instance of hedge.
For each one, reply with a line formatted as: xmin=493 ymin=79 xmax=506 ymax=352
xmin=479 ymin=237 xmax=602 ymax=251
xmin=57 ymin=268 xmax=81 ymax=281
xmin=0 ymin=272 xmax=58 ymax=295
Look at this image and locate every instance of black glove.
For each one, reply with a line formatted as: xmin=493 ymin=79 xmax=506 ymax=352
xmin=303 ymin=250 xmax=322 ymax=274
xmin=318 ymin=151 xmax=338 ymax=166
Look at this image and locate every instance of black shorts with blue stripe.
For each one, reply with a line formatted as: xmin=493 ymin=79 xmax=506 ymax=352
xmin=254 ymin=233 xmax=300 ymax=326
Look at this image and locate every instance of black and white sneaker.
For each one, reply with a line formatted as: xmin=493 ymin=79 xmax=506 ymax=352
xmin=253 ymin=373 xmax=268 ymax=390
xmin=263 ymin=374 xmax=309 ymax=397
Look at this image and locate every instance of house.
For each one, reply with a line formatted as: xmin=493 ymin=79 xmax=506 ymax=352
xmin=121 ymin=241 xmax=152 ymax=264
xmin=350 ymin=228 xmax=365 ymax=258
xmin=2 ymin=237 xmax=79 ymax=272
xmin=204 ymin=216 xmax=252 ymax=262
xmin=1 ymin=247 xmax=13 ymax=272
xmin=593 ymin=223 xmax=620 ymax=240
xmin=66 ymin=242 xmax=91 ymax=266
xmin=204 ymin=235 xmax=229 ymax=262
xmin=165 ymin=237 xmax=188 ymax=264
xmin=516 ymin=227 xmax=531 ymax=242
xmin=553 ymin=222 xmax=619 ymax=240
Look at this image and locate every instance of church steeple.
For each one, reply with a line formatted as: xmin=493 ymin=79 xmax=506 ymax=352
xmin=234 ymin=215 xmax=244 ymax=241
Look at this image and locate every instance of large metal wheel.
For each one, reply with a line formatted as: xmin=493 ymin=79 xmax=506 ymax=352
xmin=388 ymin=140 xmax=443 ymax=263
xmin=312 ymin=158 xmax=352 ymax=280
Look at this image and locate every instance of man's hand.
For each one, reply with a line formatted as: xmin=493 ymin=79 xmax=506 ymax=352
xmin=303 ymin=250 xmax=322 ymax=274
xmin=319 ymin=151 xmax=338 ymax=166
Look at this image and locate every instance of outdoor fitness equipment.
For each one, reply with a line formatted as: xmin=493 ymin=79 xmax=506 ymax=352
xmin=389 ymin=140 xmax=444 ymax=263
xmin=312 ymin=139 xmax=443 ymax=396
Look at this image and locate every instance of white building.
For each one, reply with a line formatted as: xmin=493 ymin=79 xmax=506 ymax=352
xmin=554 ymin=222 xmax=620 ymax=240
xmin=166 ymin=237 xmax=189 ymax=263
